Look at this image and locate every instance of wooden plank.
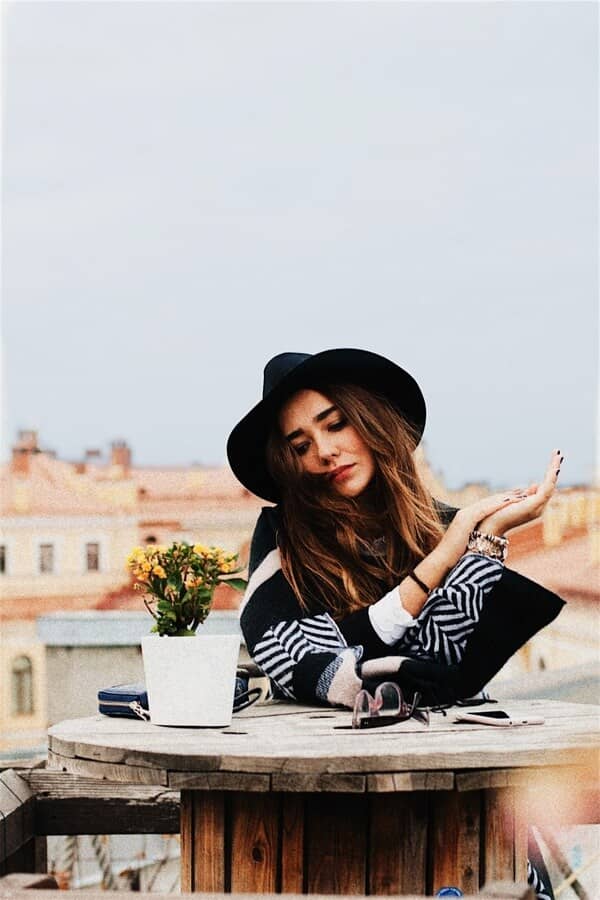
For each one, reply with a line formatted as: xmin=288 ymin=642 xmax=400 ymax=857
xmin=513 ymin=792 xmax=529 ymax=884
xmin=33 ymin=837 xmax=47 ymax=877
xmin=23 ymin=770 xmax=180 ymax=836
xmin=0 ymin=773 xmax=34 ymax=861
xmin=34 ymin=795 xmax=180 ymax=835
xmin=168 ymin=771 xmax=269 ymax=791
xmin=271 ymin=773 xmax=365 ymax=793
xmin=23 ymin=770 xmax=172 ymax=797
xmin=456 ymin=764 xmax=597 ymax=792
xmin=305 ymin=794 xmax=367 ymax=894
xmin=430 ymin=790 xmax=480 ymax=895
xmin=179 ymin=791 xmax=193 ymax=893
xmin=46 ymin=751 xmax=168 ymax=786
xmin=2 ymin=835 xmax=44 ymax=877
xmin=369 ymin=793 xmax=427 ymax=895
xmin=280 ymin=794 xmax=304 ymax=893
xmin=229 ymin=793 xmax=279 ymax=893
xmin=483 ymin=788 xmax=515 ymax=885
xmin=0 ymin=773 xmax=32 ymax=807
xmin=191 ymin=792 xmax=225 ymax=892
xmin=367 ymin=771 xmax=454 ymax=792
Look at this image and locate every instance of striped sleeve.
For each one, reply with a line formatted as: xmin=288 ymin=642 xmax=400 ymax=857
xmin=398 ymin=553 xmax=504 ymax=665
xmin=240 ymin=508 xmax=363 ymax=707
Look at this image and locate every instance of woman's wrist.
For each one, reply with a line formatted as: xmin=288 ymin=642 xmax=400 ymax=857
xmin=476 ymin=513 xmax=507 ymax=538
xmin=398 ymin=546 xmax=453 ymax=617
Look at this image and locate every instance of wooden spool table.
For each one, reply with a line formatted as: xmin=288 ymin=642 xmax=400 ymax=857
xmin=48 ymin=699 xmax=600 ymax=896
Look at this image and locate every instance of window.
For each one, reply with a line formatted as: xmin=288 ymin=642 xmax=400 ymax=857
xmin=39 ymin=543 xmax=54 ymax=573
xmin=11 ymin=655 xmax=34 ymax=716
xmin=0 ymin=545 xmax=5 ymax=574
xmin=86 ymin=542 xmax=100 ymax=572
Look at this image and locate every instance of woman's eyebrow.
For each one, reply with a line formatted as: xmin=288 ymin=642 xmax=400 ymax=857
xmin=285 ymin=405 xmax=338 ymax=441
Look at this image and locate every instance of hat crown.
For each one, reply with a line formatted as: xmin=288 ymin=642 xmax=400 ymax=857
xmin=263 ymin=353 xmax=311 ymax=398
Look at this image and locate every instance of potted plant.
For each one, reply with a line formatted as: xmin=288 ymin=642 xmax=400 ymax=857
xmin=127 ymin=542 xmax=246 ymax=726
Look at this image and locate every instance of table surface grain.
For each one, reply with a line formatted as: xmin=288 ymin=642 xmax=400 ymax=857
xmin=47 ymin=699 xmax=600 ymax=791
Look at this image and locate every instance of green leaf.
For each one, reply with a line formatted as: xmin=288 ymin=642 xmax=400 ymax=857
xmin=223 ymin=578 xmax=247 ymax=592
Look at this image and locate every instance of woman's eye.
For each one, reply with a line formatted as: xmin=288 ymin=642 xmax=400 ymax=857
xmin=293 ymin=442 xmax=310 ymax=456
xmin=329 ymin=419 xmax=347 ymax=432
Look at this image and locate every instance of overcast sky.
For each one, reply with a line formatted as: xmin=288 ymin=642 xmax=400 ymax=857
xmin=2 ymin=1 xmax=598 ymax=489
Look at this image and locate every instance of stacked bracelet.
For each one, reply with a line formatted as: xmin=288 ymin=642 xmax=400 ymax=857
xmin=467 ymin=530 xmax=508 ymax=563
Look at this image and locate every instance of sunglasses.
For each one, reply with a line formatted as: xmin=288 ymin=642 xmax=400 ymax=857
xmin=351 ymin=681 xmax=430 ymax=729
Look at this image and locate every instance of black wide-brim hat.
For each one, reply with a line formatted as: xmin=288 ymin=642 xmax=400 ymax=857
xmin=226 ymin=348 xmax=426 ymax=503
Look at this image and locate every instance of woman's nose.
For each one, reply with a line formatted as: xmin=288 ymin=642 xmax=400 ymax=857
xmin=315 ymin=434 xmax=340 ymax=464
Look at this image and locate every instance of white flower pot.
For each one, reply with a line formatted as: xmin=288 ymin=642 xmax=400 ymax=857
xmin=141 ymin=633 xmax=241 ymax=726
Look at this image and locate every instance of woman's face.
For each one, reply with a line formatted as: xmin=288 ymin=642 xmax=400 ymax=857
xmin=278 ymin=389 xmax=376 ymax=498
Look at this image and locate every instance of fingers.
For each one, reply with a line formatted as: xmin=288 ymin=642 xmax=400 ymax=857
xmin=468 ymin=454 xmax=563 ymax=524
xmin=541 ymin=449 xmax=563 ymax=494
xmin=524 ymin=451 xmax=563 ymax=515
xmin=479 ymin=491 xmax=527 ymax=518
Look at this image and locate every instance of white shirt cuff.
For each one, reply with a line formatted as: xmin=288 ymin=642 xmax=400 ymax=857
xmin=368 ymin=586 xmax=417 ymax=646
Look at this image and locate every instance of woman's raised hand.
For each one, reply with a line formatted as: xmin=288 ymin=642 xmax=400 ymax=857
xmin=436 ymin=450 xmax=563 ymax=568
xmin=476 ymin=449 xmax=563 ymax=538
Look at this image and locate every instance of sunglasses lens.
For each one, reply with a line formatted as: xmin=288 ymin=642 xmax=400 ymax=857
xmin=374 ymin=682 xmax=402 ymax=715
xmin=352 ymin=689 xmax=374 ymax=728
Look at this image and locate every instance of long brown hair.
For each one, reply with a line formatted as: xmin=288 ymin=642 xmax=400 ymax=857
xmin=266 ymin=383 xmax=445 ymax=618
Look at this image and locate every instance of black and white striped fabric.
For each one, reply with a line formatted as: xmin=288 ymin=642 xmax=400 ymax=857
xmin=240 ymin=505 xmax=503 ymax=704
xmin=401 ymin=552 xmax=503 ymax=665
xmin=528 ymin=859 xmax=554 ymax=900
xmin=252 ymin=612 xmax=348 ymax=699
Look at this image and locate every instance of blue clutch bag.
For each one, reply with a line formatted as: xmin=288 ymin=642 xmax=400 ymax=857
xmin=98 ymin=683 xmax=149 ymax=720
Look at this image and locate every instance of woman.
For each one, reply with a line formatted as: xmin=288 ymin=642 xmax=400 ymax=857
xmin=227 ymin=349 xmax=565 ymax=712
xmin=228 ymin=350 xmax=564 ymax=900
xmin=227 ymin=350 xmax=563 ymax=900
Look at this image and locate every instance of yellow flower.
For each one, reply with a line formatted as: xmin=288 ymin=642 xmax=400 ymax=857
xmin=193 ymin=544 xmax=209 ymax=555
xmin=126 ymin=547 xmax=145 ymax=566
xmin=141 ymin=561 xmax=152 ymax=573
xmin=152 ymin=565 xmax=166 ymax=578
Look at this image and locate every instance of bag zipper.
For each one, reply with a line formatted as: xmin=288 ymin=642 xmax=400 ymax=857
xmin=100 ymin=699 xmax=150 ymax=721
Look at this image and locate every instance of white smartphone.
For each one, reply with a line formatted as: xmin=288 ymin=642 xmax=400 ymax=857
xmin=454 ymin=710 xmax=545 ymax=727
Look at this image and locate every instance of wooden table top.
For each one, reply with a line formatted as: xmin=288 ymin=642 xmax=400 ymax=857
xmin=47 ymin=698 xmax=600 ymax=793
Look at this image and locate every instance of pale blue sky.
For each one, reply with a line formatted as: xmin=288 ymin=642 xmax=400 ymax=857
xmin=2 ymin=1 xmax=598 ymax=488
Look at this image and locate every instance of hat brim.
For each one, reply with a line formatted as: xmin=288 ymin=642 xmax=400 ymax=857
xmin=226 ymin=348 xmax=426 ymax=503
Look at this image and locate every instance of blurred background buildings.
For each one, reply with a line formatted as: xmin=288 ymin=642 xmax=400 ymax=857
xmin=1 ymin=428 xmax=598 ymax=756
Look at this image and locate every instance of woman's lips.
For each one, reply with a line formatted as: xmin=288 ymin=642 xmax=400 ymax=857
xmin=329 ymin=464 xmax=355 ymax=483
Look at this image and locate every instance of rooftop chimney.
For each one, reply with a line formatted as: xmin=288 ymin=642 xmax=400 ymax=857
xmin=16 ymin=430 xmax=40 ymax=451
xmin=111 ymin=440 xmax=132 ymax=473
xmin=11 ymin=431 xmax=41 ymax=476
